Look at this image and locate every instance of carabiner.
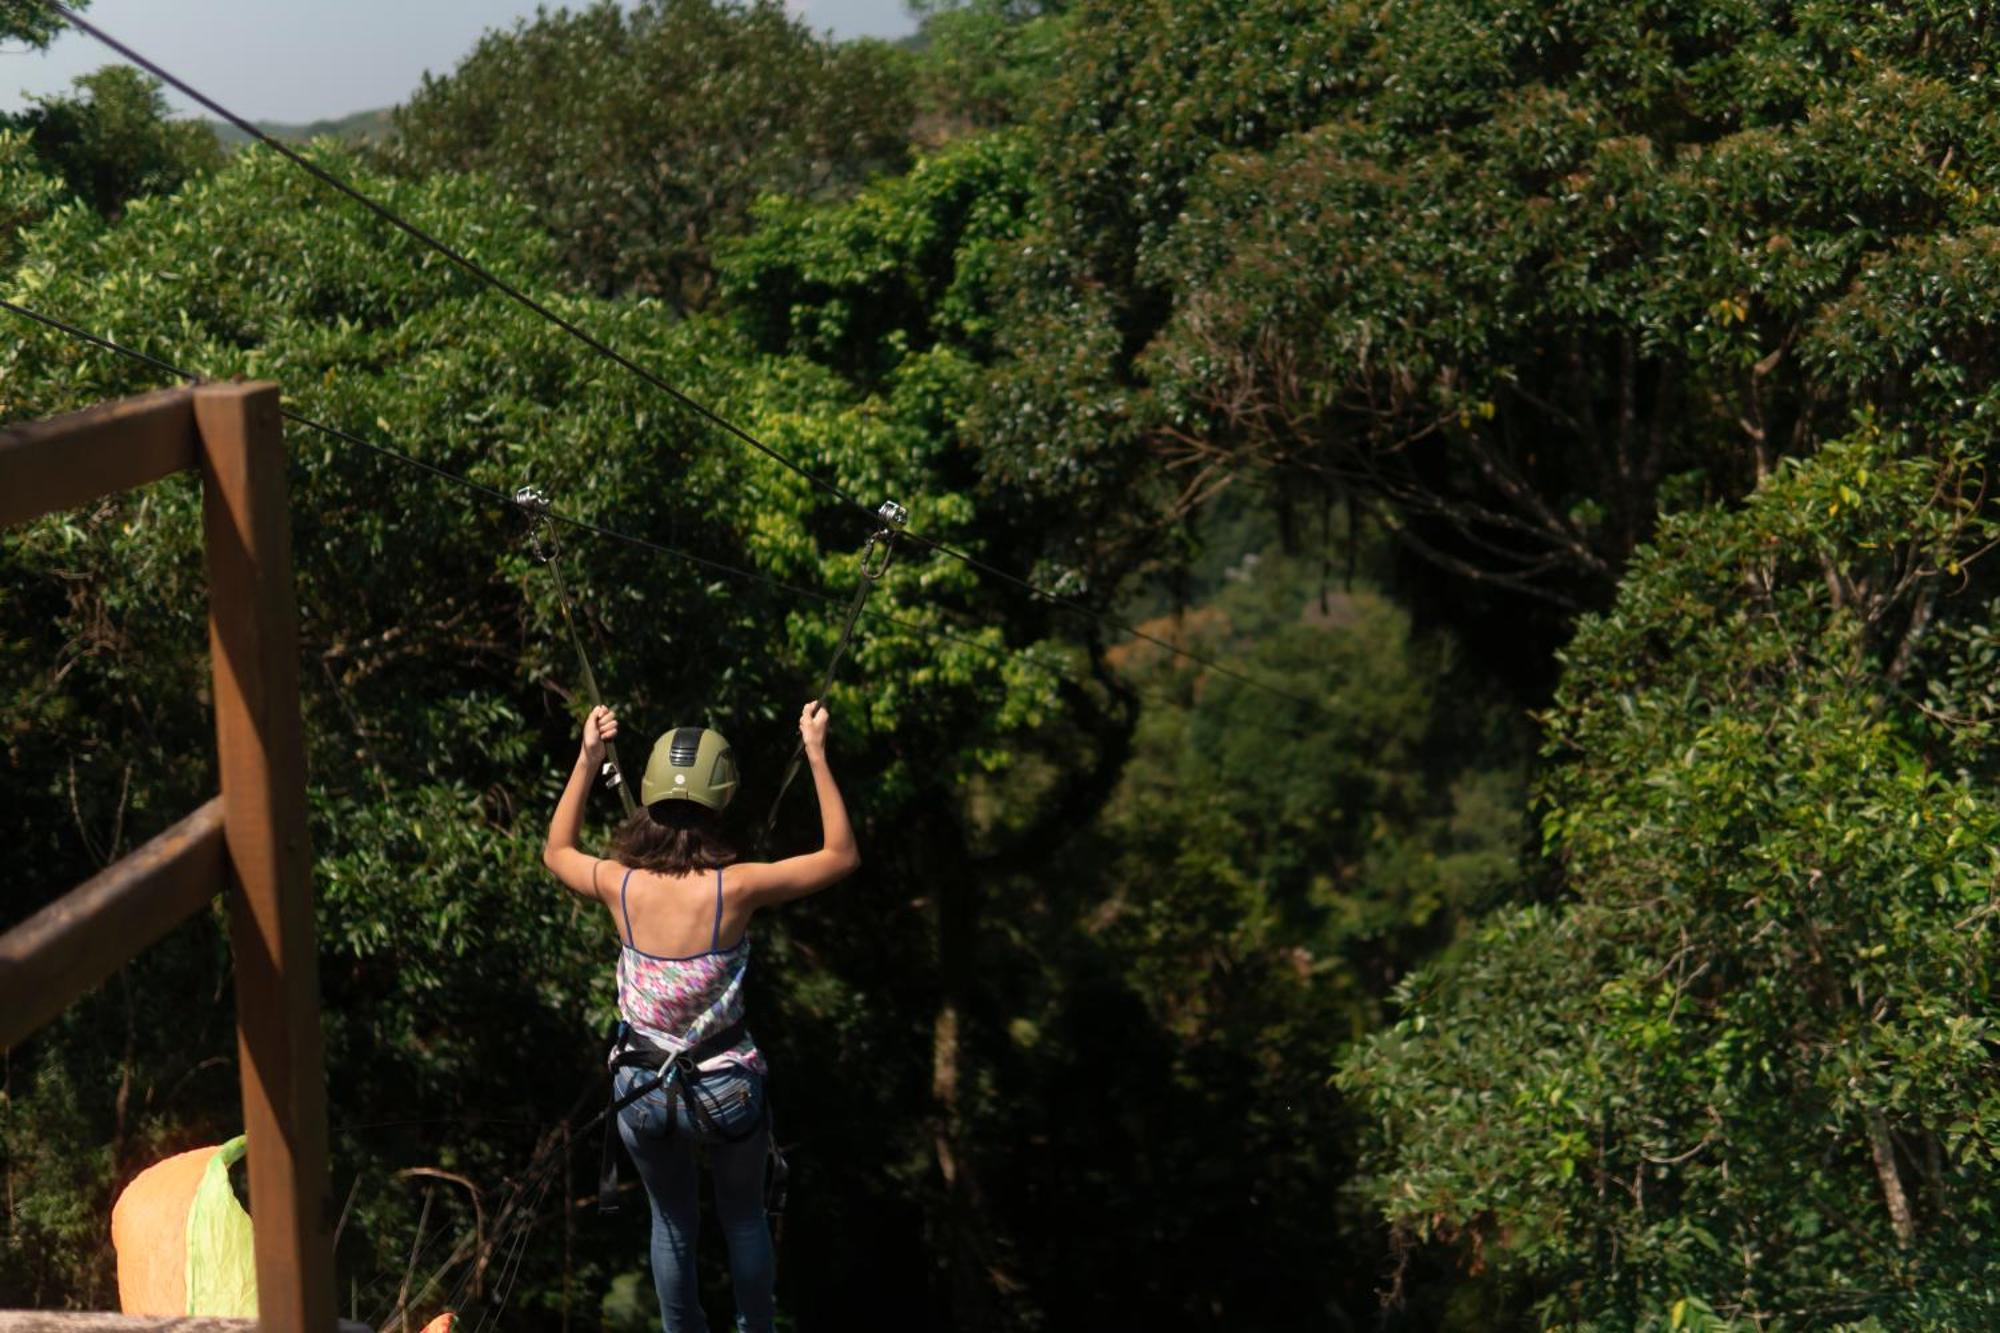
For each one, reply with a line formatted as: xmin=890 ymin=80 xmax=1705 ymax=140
xmin=858 ymin=530 xmax=895 ymax=581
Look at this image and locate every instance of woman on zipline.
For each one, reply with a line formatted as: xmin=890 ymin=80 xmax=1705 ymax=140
xmin=542 ymin=700 xmax=859 ymax=1333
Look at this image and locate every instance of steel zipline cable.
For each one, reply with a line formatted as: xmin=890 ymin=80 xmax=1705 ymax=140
xmin=41 ymin=2 xmax=1331 ymax=717
xmin=43 ymin=1 xmax=874 ymax=516
xmin=0 ymin=295 xmax=1055 ymax=681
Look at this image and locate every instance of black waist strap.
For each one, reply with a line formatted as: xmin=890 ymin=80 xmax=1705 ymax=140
xmin=608 ymin=1018 xmax=748 ymax=1078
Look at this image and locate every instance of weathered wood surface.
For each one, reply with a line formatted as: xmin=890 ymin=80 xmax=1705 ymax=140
xmin=196 ymin=383 xmax=335 ymax=1333
xmin=0 ymin=1316 xmax=369 ymax=1332
xmin=0 ymin=799 xmax=224 ymax=1050
xmin=0 ymin=388 xmax=198 ymax=529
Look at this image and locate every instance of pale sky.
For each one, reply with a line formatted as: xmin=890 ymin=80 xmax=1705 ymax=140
xmin=0 ymin=0 xmax=920 ymax=122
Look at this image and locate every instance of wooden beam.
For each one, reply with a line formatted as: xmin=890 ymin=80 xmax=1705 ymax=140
xmin=0 ymin=1316 xmax=369 ymax=1333
xmin=0 ymin=799 xmax=224 ymax=1051
xmin=196 ymin=383 xmax=335 ymax=1333
xmin=0 ymin=388 xmax=197 ymax=529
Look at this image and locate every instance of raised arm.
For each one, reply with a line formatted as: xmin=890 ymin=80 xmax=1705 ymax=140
xmin=735 ymin=700 xmax=860 ymax=907
xmin=542 ymin=704 xmax=617 ymax=901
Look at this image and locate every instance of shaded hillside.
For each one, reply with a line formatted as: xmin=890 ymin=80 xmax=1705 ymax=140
xmin=204 ymin=106 xmax=392 ymax=149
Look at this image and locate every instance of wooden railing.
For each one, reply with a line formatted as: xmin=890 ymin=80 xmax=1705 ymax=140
xmin=0 ymin=385 xmax=336 ymax=1332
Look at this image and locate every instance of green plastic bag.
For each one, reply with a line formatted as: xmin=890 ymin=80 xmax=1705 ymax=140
xmin=185 ymin=1134 xmax=257 ymax=1317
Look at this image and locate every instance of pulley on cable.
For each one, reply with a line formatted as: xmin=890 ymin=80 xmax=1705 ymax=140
xmin=759 ymin=499 xmax=908 ymax=850
xmin=515 ymin=485 xmax=637 ymax=817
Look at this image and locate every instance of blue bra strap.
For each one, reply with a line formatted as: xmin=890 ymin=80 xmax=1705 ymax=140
xmin=710 ymin=867 xmax=724 ymax=952
xmin=619 ymin=867 xmax=637 ymax=948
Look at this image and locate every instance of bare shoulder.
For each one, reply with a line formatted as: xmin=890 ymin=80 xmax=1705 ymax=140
xmin=720 ymin=848 xmax=856 ymax=908
xmin=721 ymin=860 xmax=772 ymax=899
xmin=587 ymin=856 xmax=632 ymax=903
xmin=542 ymin=846 xmax=623 ymax=903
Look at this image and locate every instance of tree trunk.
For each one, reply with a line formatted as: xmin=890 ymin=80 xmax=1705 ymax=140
xmin=930 ymin=865 xmax=1003 ymax=1331
xmin=1865 ymin=1110 xmax=1916 ymax=1248
xmin=922 ymin=668 xmax=1136 ymax=1325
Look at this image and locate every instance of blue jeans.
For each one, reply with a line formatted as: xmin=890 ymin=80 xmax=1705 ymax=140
xmin=614 ymin=1062 xmax=775 ymax=1333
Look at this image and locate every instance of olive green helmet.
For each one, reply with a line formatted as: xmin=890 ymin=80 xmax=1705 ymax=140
xmin=640 ymin=726 xmax=739 ymax=811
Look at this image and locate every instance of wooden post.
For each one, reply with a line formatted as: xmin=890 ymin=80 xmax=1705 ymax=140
xmin=195 ymin=383 xmax=334 ymax=1333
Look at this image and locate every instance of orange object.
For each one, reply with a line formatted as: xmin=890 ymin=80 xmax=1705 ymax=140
xmin=111 ymin=1146 xmax=214 ymax=1315
xmin=420 ymin=1314 xmax=457 ymax=1333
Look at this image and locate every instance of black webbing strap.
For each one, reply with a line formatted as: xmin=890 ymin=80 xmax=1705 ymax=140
xmin=765 ymin=1116 xmax=789 ymax=1262
xmin=597 ymin=1020 xmax=756 ymax=1213
xmin=516 ymin=486 xmax=637 ymax=817
xmin=757 ymin=577 xmax=872 ymax=849
xmin=758 ymin=500 xmax=907 ymax=851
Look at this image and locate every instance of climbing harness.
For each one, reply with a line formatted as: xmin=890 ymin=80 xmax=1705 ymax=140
xmin=595 ymin=1021 xmax=781 ymax=1212
xmin=594 ymin=1022 xmax=792 ymax=1273
xmin=758 ymin=499 xmax=908 ymax=849
xmin=515 ymin=486 xmax=637 ymax=817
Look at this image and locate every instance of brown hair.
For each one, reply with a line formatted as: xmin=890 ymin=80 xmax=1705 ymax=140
xmin=608 ymin=801 xmax=739 ymax=876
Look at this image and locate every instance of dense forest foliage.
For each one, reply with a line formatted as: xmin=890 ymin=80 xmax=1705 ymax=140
xmin=6 ymin=0 xmax=2000 ymax=1329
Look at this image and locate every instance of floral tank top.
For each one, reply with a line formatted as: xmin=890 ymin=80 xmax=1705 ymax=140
xmin=613 ymin=865 xmax=765 ymax=1074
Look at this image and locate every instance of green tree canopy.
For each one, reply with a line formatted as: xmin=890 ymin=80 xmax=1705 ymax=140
xmin=988 ymin=0 xmax=2000 ymax=619
xmin=391 ymin=0 xmax=914 ymax=308
xmin=0 ymin=130 xmax=63 ymax=267
xmin=1342 ymin=427 xmax=2000 ymax=1328
xmin=907 ymin=0 xmax=1071 ymax=136
xmin=11 ymin=66 xmax=222 ymax=218
xmin=0 ymin=0 xmax=83 ymax=48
